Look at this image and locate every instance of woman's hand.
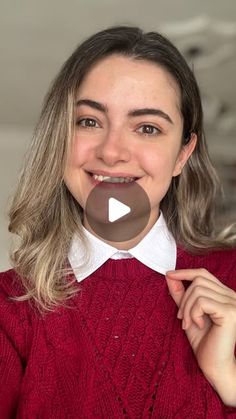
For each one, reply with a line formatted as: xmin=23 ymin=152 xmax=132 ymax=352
xmin=166 ymin=268 xmax=236 ymax=407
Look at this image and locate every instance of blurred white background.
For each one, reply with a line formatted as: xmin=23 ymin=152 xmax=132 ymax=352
xmin=0 ymin=0 xmax=236 ymax=270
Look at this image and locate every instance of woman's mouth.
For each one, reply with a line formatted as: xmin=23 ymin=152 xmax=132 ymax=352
xmin=87 ymin=171 xmax=140 ymax=186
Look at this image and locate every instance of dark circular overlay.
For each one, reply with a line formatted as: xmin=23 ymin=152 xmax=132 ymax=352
xmin=85 ymin=181 xmax=151 ymax=242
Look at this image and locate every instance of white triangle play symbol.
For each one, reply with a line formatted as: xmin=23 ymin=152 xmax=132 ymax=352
xmin=108 ymin=197 xmax=131 ymax=222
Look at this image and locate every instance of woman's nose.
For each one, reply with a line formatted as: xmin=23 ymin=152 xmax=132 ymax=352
xmin=95 ymin=129 xmax=131 ymax=166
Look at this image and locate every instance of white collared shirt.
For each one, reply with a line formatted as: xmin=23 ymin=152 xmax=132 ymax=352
xmin=68 ymin=212 xmax=176 ymax=282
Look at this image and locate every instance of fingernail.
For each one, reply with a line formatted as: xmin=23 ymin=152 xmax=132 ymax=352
xmin=182 ymin=319 xmax=187 ymax=329
xmin=177 ymin=309 xmax=182 ymax=319
xmin=173 ymin=281 xmax=183 ymax=292
xmin=166 ymin=270 xmax=176 ymax=275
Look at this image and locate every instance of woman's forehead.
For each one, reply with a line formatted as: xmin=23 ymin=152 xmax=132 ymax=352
xmin=76 ymin=55 xmax=182 ymax=119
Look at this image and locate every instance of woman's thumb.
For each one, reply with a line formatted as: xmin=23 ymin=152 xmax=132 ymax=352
xmin=165 ymin=275 xmax=185 ymax=307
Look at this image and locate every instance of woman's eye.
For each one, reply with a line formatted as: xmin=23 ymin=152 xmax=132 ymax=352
xmin=76 ymin=118 xmax=99 ymax=128
xmin=137 ymin=125 xmax=161 ymax=136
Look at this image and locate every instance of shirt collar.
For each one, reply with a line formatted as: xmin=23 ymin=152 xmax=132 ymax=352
xmin=68 ymin=212 xmax=176 ymax=282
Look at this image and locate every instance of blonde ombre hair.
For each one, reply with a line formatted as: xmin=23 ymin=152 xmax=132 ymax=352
xmin=8 ymin=26 xmax=235 ymax=311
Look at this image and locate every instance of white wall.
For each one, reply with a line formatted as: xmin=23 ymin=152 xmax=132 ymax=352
xmin=0 ymin=126 xmax=32 ymax=271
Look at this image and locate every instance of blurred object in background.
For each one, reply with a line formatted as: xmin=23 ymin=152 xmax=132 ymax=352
xmin=159 ymin=15 xmax=236 ymax=225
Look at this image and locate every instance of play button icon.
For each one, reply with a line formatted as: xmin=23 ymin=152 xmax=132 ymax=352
xmin=108 ymin=198 xmax=131 ymax=222
xmin=84 ymin=180 xmax=151 ymax=242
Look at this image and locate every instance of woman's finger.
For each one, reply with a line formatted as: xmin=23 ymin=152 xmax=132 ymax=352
xmin=189 ymin=296 xmax=236 ymax=337
xmin=180 ymin=286 xmax=236 ymax=329
xmin=165 ymin=275 xmax=185 ymax=308
xmin=166 ymin=268 xmax=230 ymax=290
xmin=179 ymin=277 xmax=236 ymax=319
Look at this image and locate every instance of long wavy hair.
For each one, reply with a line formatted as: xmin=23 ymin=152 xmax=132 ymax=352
xmin=8 ymin=26 xmax=235 ymax=311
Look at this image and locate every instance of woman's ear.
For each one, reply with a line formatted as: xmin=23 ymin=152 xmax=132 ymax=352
xmin=173 ymin=133 xmax=197 ymax=177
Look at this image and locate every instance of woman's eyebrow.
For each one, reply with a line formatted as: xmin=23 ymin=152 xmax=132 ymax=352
xmin=76 ymin=99 xmax=107 ymax=113
xmin=128 ymin=108 xmax=173 ymax=124
xmin=76 ymin=99 xmax=173 ymax=124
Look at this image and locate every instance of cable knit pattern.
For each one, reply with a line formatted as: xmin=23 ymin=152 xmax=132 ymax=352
xmin=0 ymin=247 xmax=236 ymax=418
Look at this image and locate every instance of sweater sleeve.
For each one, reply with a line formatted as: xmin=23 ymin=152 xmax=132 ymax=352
xmin=0 ymin=325 xmax=23 ymax=417
xmin=0 ymin=270 xmax=31 ymax=418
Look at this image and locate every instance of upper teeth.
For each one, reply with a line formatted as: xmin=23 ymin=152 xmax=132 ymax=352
xmin=93 ymin=174 xmax=135 ymax=183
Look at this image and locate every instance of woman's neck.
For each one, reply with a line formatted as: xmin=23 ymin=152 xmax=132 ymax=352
xmin=82 ymin=209 xmax=160 ymax=250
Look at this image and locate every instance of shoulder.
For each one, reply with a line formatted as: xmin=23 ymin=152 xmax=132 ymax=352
xmin=177 ymin=247 xmax=236 ymax=289
xmin=0 ymin=269 xmax=27 ymax=316
xmin=0 ymin=268 xmax=36 ymax=321
xmin=177 ymin=246 xmax=236 ymax=271
xmin=0 ymin=269 xmax=34 ymax=352
xmin=0 ymin=268 xmax=25 ymax=298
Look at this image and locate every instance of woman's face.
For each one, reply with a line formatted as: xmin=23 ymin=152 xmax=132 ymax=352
xmin=64 ymin=55 xmax=196 ymax=227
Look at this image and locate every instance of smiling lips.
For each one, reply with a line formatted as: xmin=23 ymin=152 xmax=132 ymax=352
xmin=92 ymin=174 xmax=136 ymax=183
xmin=87 ymin=170 xmax=140 ymax=184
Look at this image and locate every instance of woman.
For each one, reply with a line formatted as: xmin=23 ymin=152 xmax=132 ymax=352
xmin=0 ymin=26 xmax=235 ymax=418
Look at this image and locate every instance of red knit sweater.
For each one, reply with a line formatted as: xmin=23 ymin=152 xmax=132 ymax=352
xmin=0 ymin=247 xmax=236 ymax=418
